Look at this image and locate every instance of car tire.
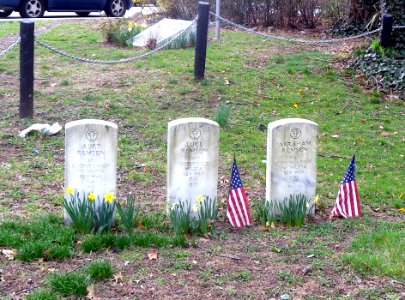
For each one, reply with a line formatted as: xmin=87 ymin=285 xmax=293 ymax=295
xmin=75 ymin=12 xmax=90 ymax=17
xmin=0 ymin=9 xmax=13 ymax=17
xmin=19 ymin=0 xmax=45 ymax=18
xmin=105 ymin=0 xmax=126 ymax=17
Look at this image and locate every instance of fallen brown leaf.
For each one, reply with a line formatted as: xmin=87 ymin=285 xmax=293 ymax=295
xmin=1 ymin=249 xmax=16 ymax=260
xmin=260 ymin=226 xmax=269 ymax=232
xmin=136 ymin=221 xmax=143 ymax=229
xmin=148 ymin=248 xmax=158 ymax=261
xmin=86 ymin=284 xmax=96 ymax=299
xmin=113 ymin=272 xmax=123 ymax=284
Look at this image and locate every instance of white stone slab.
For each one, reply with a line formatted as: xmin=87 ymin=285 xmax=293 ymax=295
xmin=266 ymin=118 xmax=318 ymax=214
xmin=64 ymin=119 xmax=118 ymax=222
xmin=167 ymin=118 xmax=219 ymax=218
xmin=133 ymin=18 xmax=196 ymax=48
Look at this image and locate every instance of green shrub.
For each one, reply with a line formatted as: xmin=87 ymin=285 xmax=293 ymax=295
xmin=80 ymin=235 xmax=102 ymax=253
xmin=86 ymin=259 xmax=114 ymax=280
xmin=214 ymin=103 xmax=231 ymax=128
xmin=48 ymin=272 xmax=89 ymax=297
xmin=25 ymin=289 xmax=59 ymax=300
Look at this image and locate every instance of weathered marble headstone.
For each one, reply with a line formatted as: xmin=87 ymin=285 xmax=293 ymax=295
xmin=64 ymin=119 xmax=118 ymax=222
xmin=266 ymin=118 xmax=318 ymax=214
xmin=167 ymin=118 xmax=219 ymax=217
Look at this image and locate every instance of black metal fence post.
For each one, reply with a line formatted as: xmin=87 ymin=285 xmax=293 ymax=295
xmin=194 ymin=2 xmax=210 ymax=81
xmin=380 ymin=14 xmax=393 ymax=49
xmin=20 ymin=20 xmax=35 ymax=119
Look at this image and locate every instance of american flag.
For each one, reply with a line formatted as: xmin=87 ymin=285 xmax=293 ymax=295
xmin=226 ymin=159 xmax=252 ymax=228
xmin=331 ymin=155 xmax=362 ymax=218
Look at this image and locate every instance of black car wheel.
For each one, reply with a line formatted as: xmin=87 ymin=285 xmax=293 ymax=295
xmin=105 ymin=0 xmax=126 ymax=17
xmin=0 ymin=9 xmax=13 ymax=17
xmin=75 ymin=12 xmax=90 ymax=17
xmin=19 ymin=0 xmax=45 ymax=18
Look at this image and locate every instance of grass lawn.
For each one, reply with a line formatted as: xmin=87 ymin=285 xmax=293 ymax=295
xmin=0 ymin=19 xmax=404 ymax=299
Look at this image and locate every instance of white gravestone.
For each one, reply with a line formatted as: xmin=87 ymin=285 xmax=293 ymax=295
xmin=64 ymin=119 xmax=118 ymax=222
xmin=266 ymin=118 xmax=318 ymax=214
xmin=167 ymin=118 xmax=219 ymax=218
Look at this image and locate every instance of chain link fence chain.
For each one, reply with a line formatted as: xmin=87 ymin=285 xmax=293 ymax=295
xmin=35 ymin=17 xmax=197 ymax=65
xmin=211 ymin=13 xmax=383 ymax=44
xmin=0 ymin=37 xmax=21 ymax=58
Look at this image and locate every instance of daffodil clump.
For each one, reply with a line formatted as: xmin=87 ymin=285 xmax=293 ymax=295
xmin=169 ymin=195 xmax=218 ymax=236
xmin=64 ymin=188 xmax=116 ymax=234
xmin=193 ymin=195 xmax=218 ymax=235
xmin=275 ymin=194 xmax=311 ymax=227
xmin=169 ymin=200 xmax=191 ymax=235
xmin=116 ymin=194 xmax=139 ymax=234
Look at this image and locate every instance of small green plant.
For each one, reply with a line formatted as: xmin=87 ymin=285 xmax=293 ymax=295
xmin=25 ymin=289 xmax=59 ymax=300
xmin=254 ymin=200 xmax=277 ymax=227
xmin=275 ymin=270 xmax=302 ymax=284
xmin=116 ymin=194 xmax=139 ymax=234
xmin=48 ymin=272 xmax=89 ymax=297
xmin=59 ymin=79 xmax=69 ymax=86
xmin=167 ymin=31 xmax=196 ymax=49
xmin=140 ymin=211 xmax=170 ymax=232
xmin=63 ymin=188 xmax=94 ymax=234
xmin=193 ymin=195 xmax=218 ymax=235
xmin=86 ymin=259 xmax=114 ymax=280
xmin=214 ymin=103 xmax=231 ymax=128
xmin=233 ymin=271 xmax=254 ymax=281
xmin=371 ymin=40 xmax=394 ymax=57
xmin=276 ymin=194 xmax=308 ymax=227
xmin=169 ymin=200 xmax=191 ymax=235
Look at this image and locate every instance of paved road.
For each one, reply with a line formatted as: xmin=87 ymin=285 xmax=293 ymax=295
xmin=0 ymin=6 xmax=162 ymax=21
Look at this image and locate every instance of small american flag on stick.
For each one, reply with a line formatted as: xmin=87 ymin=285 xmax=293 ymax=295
xmin=330 ymin=155 xmax=362 ymax=218
xmin=226 ymin=159 xmax=252 ymax=228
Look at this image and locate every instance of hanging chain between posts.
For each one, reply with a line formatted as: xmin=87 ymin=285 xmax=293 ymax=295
xmin=211 ymin=13 xmax=381 ymax=44
xmin=34 ymin=17 xmax=197 ymax=65
xmin=0 ymin=37 xmax=21 ymax=58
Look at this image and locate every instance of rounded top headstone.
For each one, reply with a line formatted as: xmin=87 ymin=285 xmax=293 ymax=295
xmin=65 ymin=119 xmax=118 ymax=130
xmin=268 ymin=118 xmax=318 ymax=129
xmin=168 ymin=118 xmax=219 ymax=128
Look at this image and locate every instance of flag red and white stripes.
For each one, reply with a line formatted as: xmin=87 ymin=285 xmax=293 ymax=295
xmin=331 ymin=155 xmax=362 ymax=218
xmin=226 ymin=159 xmax=252 ymax=228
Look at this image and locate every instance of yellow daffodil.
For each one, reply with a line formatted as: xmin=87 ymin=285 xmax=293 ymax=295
xmin=398 ymin=208 xmax=405 ymax=213
xmin=192 ymin=202 xmax=201 ymax=212
xmin=197 ymin=195 xmax=204 ymax=202
xmin=314 ymin=195 xmax=319 ymax=204
xmin=104 ymin=192 xmax=116 ymax=203
xmin=293 ymin=103 xmax=299 ymax=109
xmin=66 ymin=187 xmax=74 ymax=195
xmin=88 ymin=192 xmax=96 ymax=202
